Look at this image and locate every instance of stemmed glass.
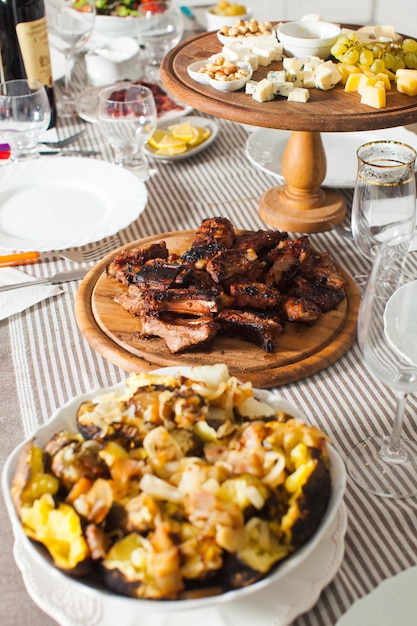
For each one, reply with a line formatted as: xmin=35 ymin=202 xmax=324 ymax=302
xmin=47 ymin=0 xmax=96 ymax=117
xmin=97 ymin=82 xmax=157 ymax=181
xmin=136 ymin=1 xmax=184 ymax=82
xmin=0 ymin=79 xmax=51 ymax=161
xmin=351 ymin=140 xmax=416 ymax=269
xmin=347 ymin=235 xmax=417 ymax=498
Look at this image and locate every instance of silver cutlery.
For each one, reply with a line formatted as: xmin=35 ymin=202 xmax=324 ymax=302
xmin=40 ymin=129 xmax=86 ymax=148
xmin=0 ymin=268 xmax=88 ymax=292
xmin=39 ymin=149 xmax=101 ymax=157
xmin=0 ymin=238 xmax=122 ymax=267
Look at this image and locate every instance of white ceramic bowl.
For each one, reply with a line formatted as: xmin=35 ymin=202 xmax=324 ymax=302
xmin=94 ymin=15 xmax=139 ymax=40
xmin=205 ymin=7 xmax=252 ymax=32
xmin=277 ymin=20 xmax=341 ymax=60
xmin=144 ymin=115 xmax=219 ymax=161
xmin=188 ymin=59 xmax=253 ymax=92
xmin=3 ymin=366 xmax=346 ymax=616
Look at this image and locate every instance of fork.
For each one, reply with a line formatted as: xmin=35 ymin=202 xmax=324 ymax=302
xmin=0 ymin=236 xmax=122 ymax=267
xmin=40 ymin=129 xmax=86 ymax=148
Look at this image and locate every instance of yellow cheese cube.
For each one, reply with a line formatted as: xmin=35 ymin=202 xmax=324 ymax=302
xmin=337 ymin=63 xmax=361 ymax=85
xmin=357 ymin=74 xmax=379 ymax=95
xmin=383 ymin=68 xmax=396 ymax=82
xmin=375 ymin=73 xmax=391 ymax=90
xmin=360 ymin=83 xmax=386 ymax=109
xmin=345 ymin=72 xmax=364 ymax=92
xmin=397 ymin=77 xmax=417 ymax=97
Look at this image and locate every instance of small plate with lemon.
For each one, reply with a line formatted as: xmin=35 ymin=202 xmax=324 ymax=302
xmin=144 ymin=116 xmax=219 ymax=160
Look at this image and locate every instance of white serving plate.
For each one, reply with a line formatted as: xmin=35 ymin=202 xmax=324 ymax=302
xmin=144 ymin=116 xmax=219 ymax=161
xmin=336 ymin=566 xmax=417 ymax=626
xmin=245 ymin=126 xmax=417 ymax=188
xmin=187 ymin=60 xmax=253 ymax=92
xmin=0 ymin=157 xmax=147 ymax=251
xmin=76 ymin=85 xmax=193 ymax=125
xmin=3 ymin=366 xmax=347 ymax=624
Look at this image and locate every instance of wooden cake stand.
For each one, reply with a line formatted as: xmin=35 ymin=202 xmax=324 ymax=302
xmin=161 ymin=28 xmax=417 ymax=233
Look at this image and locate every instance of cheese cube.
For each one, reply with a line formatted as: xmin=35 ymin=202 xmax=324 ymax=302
xmin=252 ymin=42 xmax=283 ymax=67
xmin=266 ymin=70 xmax=286 ymax=84
xmin=241 ymin=52 xmax=259 ymax=71
xmin=283 ymin=57 xmax=304 ymax=72
xmin=397 ymin=74 xmax=417 ymax=97
xmin=252 ymin=78 xmax=275 ymax=103
xmin=336 ymin=63 xmax=361 ymax=85
xmin=313 ymin=60 xmax=342 ymax=91
xmin=274 ymin=81 xmax=294 ymax=97
xmin=360 ymin=82 xmax=386 ymax=108
xmin=285 ymin=70 xmax=303 ymax=87
xmin=301 ymin=56 xmax=323 ymax=70
xmin=375 ymin=72 xmax=391 ymax=90
xmin=287 ymin=87 xmax=310 ymax=102
xmin=301 ymin=69 xmax=316 ymax=88
xmin=345 ymin=72 xmax=364 ymax=92
xmin=245 ymin=79 xmax=258 ymax=95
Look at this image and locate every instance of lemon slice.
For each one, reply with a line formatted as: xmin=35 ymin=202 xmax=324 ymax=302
xmin=156 ymin=135 xmax=187 ymax=149
xmin=148 ymin=129 xmax=170 ymax=149
xmin=171 ymin=121 xmax=195 ymax=142
xmin=156 ymin=145 xmax=189 ymax=156
xmin=188 ymin=126 xmax=211 ymax=147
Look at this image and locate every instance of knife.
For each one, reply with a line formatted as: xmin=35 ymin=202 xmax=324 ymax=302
xmin=0 ymin=268 xmax=88 ymax=292
xmin=39 ymin=149 xmax=101 ymax=157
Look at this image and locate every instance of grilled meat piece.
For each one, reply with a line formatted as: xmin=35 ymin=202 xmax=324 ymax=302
xmin=115 ymin=284 xmax=144 ymax=316
xmin=218 ymin=310 xmax=284 ymax=353
xmin=181 ymin=242 xmax=224 ymax=266
xmin=142 ymin=287 xmax=231 ymax=316
xmin=131 ymin=260 xmax=193 ymax=290
xmin=299 ymin=252 xmax=346 ymax=290
xmin=266 ymin=253 xmax=300 ymax=288
xmin=279 ymin=296 xmax=322 ymax=323
xmin=206 ymin=249 xmax=264 ymax=284
xmin=140 ymin=313 xmax=220 ymax=353
xmin=233 ymin=229 xmax=289 ymax=254
xmin=263 ymin=236 xmax=311 ymax=266
xmin=106 ymin=242 xmax=169 ymax=285
xmin=190 ymin=217 xmax=235 ymax=249
xmin=229 ymin=282 xmax=281 ymax=310
xmin=290 ymin=276 xmax=345 ymax=312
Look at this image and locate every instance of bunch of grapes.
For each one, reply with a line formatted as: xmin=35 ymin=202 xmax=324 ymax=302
xmin=330 ymin=33 xmax=417 ymax=72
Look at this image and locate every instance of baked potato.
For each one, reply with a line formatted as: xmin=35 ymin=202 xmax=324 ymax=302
xmin=10 ymin=364 xmax=332 ymax=597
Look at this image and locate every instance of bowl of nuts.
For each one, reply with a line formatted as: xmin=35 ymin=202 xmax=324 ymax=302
xmin=217 ymin=18 xmax=276 ymax=45
xmin=188 ymin=56 xmax=253 ymax=92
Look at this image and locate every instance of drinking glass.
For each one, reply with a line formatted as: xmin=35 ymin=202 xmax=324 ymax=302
xmin=47 ymin=0 xmax=96 ymax=116
xmin=98 ymin=83 xmax=157 ymax=181
xmin=351 ymin=140 xmax=416 ymax=263
xmin=0 ymin=79 xmax=51 ymax=161
xmin=136 ymin=1 xmax=184 ymax=81
xmin=346 ymin=235 xmax=417 ymax=498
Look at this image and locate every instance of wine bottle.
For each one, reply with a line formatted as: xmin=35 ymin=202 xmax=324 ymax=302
xmin=0 ymin=0 xmax=57 ymax=127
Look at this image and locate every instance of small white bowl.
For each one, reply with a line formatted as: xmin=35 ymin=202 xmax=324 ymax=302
xmin=188 ymin=59 xmax=253 ymax=92
xmin=205 ymin=7 xmax=252 ymax=32
xmin=277 ymin=20 xmax=341 ymax=60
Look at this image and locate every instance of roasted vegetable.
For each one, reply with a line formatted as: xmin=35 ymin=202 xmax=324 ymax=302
xmin=11 ymin=365 xmax=332 ymax=599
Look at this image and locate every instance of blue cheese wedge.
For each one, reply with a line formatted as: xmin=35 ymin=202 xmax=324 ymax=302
xmin=245 ymin=79 xmax=259 ymax=95
xmin=252 ymin=78 xmax=275 ymax=102
xmin=313 ymin=61 xmax=342 ymax=91
xmin=274 ymin=81 xmax=294 ymax=97
xmin=287 ymin=87 xmax=310 ymax=102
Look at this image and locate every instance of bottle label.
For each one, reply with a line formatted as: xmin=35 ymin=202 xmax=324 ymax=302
xmin=16 ymin=17 xmax=53 ymax=88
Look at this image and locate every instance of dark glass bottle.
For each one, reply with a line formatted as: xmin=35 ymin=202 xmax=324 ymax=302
xmin=0 ymin=0 xmax=57 ymax=127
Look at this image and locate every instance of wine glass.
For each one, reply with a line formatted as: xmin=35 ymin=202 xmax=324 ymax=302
xmin=47 ymin=0 xmax=96 ymax=117
xmin=0 ymin=79 xmax=51 ymax=161
xmin=351 ymin=140 xmax=416 ymax=265
xmin=97 ymin=82 xmax=157 ymax=181
xmin=346 ymin=235 xmax=417 ymax=498
xmin=136 ymin=1 xmax=184 ymax=82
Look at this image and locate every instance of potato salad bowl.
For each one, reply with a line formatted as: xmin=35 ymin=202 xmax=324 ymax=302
xmin=3 ymin=364 xmax=346 ymax=620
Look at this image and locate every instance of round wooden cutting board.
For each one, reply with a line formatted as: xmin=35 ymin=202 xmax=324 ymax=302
xmin=75 ymin=231 xmax=361 ymax=388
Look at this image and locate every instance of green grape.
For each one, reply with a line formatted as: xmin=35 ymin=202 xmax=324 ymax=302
xmin=370 ymin=59 xmax=385 ymax=74
xmin=402 ymin=38 xmax=417 ymax=53
xmin=331 ymin=36 xmax=351 ymax=58
xmin=359 ymin=48 xmax=374 ymax=65
xmin=404 ymin=52 xmax=417 ymax=69
xmin=342 ymin=48 xmax=360 ymax=64
xmin=382 ymin=52 xmax=395 ymax=69
xmin=370 ymin=45 xmax=381 ymax=58
xmin=392 ymin=55 xmax=406 ymax=71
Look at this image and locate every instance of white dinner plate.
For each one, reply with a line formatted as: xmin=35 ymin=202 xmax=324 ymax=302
xmin=144 ymin=116 xmax=219 ymax=161
xmin=0 ymin=157 xmax=147 ymax=251
xmin=245 ymin=126 xmax=417 ymax=188
xmin=76 ymin=84 xmax=193 ymax=125
xmin=384 ymin=280 xmax=417 ymax=366
xmin=336 ymin=566 xmax=417 ymax=626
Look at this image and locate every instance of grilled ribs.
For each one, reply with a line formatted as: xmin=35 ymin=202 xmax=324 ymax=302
xmin=108 ymin=218 xmax=347 ymax=353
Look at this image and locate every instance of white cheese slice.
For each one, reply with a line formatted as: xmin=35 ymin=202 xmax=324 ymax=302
xmin=252 ymin=78 xmax=275 ymax=102
xmin=287 ymin=87 xmax=310 ymax=102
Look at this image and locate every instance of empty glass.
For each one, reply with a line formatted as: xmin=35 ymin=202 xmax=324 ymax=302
xmin=0 ymin=79 xmax=51 ymax=161
xmin=136 ymin=1 xmax=184 ymax=81
xmin=351 ymin=140 xmax=416 ymax=262
xmin=47 ymin=0 xmax=96 ymax=117
xmin=98 ymin=83 xmax=157 ymax=181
